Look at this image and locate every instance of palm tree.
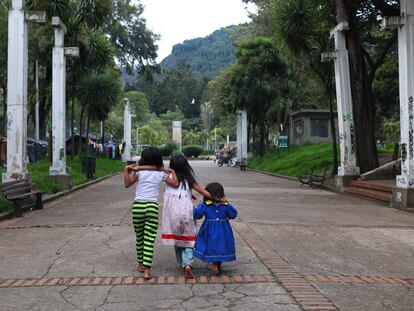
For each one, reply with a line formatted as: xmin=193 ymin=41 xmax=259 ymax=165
xmin=77 ymin=69 xmax=122 ymax=155
xmin=278 ymin=0 xmax=338 ymax=174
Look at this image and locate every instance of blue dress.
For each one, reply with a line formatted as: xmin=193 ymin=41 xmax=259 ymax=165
xmin=193 ymin=200 xmax=238 ymax=262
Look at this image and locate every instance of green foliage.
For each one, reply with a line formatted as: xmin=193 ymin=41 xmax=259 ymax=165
xmin=249 ymin=143 xmax=334 ymax=177
xmin=138 ymin=118 xmax=169 ymax=146
xmin=124 ymin=90 xmax=150 ymax=123
xmin=78 ymin=69 xmax=123 ymax=121
xmin=161 ymin=25 xmax=245 ymax=80
xmin=383 ymin=119 xmax=400 ymax=145
xmin=159 ymin=141 xmax=177 ymax=157
xmin=182 ymin=145 xmax=204 ymax=158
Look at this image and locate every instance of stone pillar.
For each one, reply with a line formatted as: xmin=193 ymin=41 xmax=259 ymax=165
xmin=241 ymin=110 xmax=248 ymax=160
xmin=321 ymin=22 xmax=360 ymax=192
xmin=236 ymin=110 xmax=248 ymax=164
xmin=3 ymin=1 xmax=45 ymax=182
xmin=49 ymin=17 xmax=78 ymax=188
xmin=236 ymin=111 xmax=242 ymax=160
xmin=122 ymin=98 xmax=132 ymax=162
xmin=383 ymin=1 xmax=414 ymax=210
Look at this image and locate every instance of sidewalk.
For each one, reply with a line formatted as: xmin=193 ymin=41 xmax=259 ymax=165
xmin=0 ymin=161 xmax=413 ymax=310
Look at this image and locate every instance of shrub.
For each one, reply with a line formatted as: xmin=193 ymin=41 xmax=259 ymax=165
xmin=159 ymin=141 xmax=177 ymax=157
xmin=182 ymin=145 xmax=204 ymax=158
xmin=202 ymin=149 xmax=215 ymax=156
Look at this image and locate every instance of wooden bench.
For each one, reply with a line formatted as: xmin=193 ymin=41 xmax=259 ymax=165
xmin=298 ymin=167 xmax=329 ymax=188
xmin=0 ymin=179 xmax=43 ymax=217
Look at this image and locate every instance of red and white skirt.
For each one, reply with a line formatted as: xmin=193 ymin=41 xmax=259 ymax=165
xmin=162 ymin=192 xmax=196 ymax=248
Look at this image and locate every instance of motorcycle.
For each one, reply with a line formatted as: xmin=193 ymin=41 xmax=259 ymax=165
xmin=217 ymin=154 xmax=236 ymax=167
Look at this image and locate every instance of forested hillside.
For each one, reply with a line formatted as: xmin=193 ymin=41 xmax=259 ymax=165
xmin=160 ymin=25 xmax=244 ymax=80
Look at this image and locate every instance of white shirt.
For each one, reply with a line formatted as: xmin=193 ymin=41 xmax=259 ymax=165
xmin=135 ymin=170 xmax=168 ymax=203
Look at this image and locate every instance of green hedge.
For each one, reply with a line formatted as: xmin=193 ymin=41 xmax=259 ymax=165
xmin=182 ymin=145 xmax=204 ymax=158
xmin=159 ymin=141 xmax=177 ymax=157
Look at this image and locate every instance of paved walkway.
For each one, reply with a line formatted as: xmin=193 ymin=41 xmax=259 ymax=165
xmin=1 ymin=161 xmax=414 ymax=311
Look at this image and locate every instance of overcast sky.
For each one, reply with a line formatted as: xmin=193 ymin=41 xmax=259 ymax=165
xmin=138 ymin=0 xmax=256 ymax=62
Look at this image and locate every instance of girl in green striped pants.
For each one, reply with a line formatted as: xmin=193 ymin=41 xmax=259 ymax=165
xmin=124 ymin=147 xmax=178 ymax=279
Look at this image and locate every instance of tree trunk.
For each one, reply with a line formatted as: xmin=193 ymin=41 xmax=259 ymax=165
xmin=71 ymin=83 xmax=76 ymax=159
xmin=78 ymin=106 xmax=85 ymax=156
xmin=101 ymin=120 xmax=105 ymax=145
xmin=335 ymin=0 xmax=378 ymax=173
xmin=252 ymin=121 xmax=257 ymax=150
xmin=259 ymin=121 xmax=265 ymax=156
xmin=2 ymin=85 xmax=6 ymax=137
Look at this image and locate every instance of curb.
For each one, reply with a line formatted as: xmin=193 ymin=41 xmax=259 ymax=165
xmin=0 ymin=171 xmax=122 ymax=222
xmin=247 ymin=168 xmax=298 ymax=182
xmin=43 ymin=171 xmax=122 ymax=204
xmin=248 ymin=167 xmax=335 ymax=192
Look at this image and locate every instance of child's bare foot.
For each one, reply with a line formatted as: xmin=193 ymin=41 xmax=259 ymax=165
xmin=143 ymin=267 xmax=152 ymax=280
xmin=137 ymin=263 xmax=144 ymax=273
xmin=211 ymin=262 xmax=220 ymax=274
xmin=184 ymin=265 xmax=194 ymax=279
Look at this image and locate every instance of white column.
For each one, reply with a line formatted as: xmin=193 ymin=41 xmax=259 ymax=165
xmin=396 ymin=1 xmax=414 ymax=188
xmin=3 ymin=0 xmax=29 ymax=181
xmin=324 ymin=22 xmax=360 ymax=177
xmin=241 ymin=110 xmax=248 ymax=159
xmin=236 ymin=111 xmax=242 ymax=160
xmin=50 ymin=18 xmax=68 ymax=176
xmin=122 ymin=98 xmax=132 ymax=162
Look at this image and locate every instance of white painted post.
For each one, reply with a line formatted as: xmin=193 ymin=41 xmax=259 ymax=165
xmin=122 ymin=98 xmax=132 ymax=162
xmin=3 ymin=1 xmax=45 ymax=182
xmin=396 ymin=1 xmax=414 ymax=190
xmin=49 ymin=17 xmax=78 ymax=183
xmin=49 ymin=18 xmax=67 ymax=176
xmin=321 ymin=22 xmax=360 ymax=191
xmin=236 ymin=111 xmax=242 ymax=160
xmin=380 ymin=0 xmax=414 ymax=209
xmin=241 ymin=110 xmax=248 ymax=160
xmin=172 ymin=121 xmax=182 ymax=153
xmin=49 ymin=17 xmax=78 ymax=179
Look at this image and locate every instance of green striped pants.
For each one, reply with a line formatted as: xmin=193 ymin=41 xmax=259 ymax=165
xmin=132 ymin=200 xmax=159 ymax=268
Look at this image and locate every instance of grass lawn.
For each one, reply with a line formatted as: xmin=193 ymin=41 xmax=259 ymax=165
xmin=0 ymin=156 xmax=124 ymax=214
xmin=249 ymin=143 xmax=336 ymax=177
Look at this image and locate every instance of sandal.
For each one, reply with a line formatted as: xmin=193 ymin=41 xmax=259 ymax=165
xmin=137 ymin=263 xmax=144 ymax=273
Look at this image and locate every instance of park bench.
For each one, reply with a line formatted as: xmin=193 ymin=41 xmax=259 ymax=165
xmin=0 ymin=179 xmax=43 ymax=217
xmin=298 ymin=167 xmax=329 ymax=188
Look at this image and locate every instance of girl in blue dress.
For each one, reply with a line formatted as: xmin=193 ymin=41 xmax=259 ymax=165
xmin=193 ymin=182 xmax=238 ymax=274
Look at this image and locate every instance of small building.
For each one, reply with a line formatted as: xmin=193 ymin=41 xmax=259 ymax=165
xmin=289 ymin=109 xmax=338 ymax=146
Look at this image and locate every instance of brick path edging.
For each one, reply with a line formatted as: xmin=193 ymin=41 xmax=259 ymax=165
xmin=305 ymin=274 xmax=414 ymax=286
xmin=233 ymin=221 xmax=340 ymax=311
xmin=0 ymin=274 xmax=275 ymax=288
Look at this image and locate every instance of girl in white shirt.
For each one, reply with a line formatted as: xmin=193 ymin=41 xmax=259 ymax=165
xmin=124 ymin=147 xmax=178 ymax=280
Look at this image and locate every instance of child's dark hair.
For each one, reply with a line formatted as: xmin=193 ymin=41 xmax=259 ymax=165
xmin=205 ymin=182 xmax=225 ymax=203
xmin=138 ymin=147 xmax=164 ymax=168
xmin=169 ymin=153 xmax=196 ymax=189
